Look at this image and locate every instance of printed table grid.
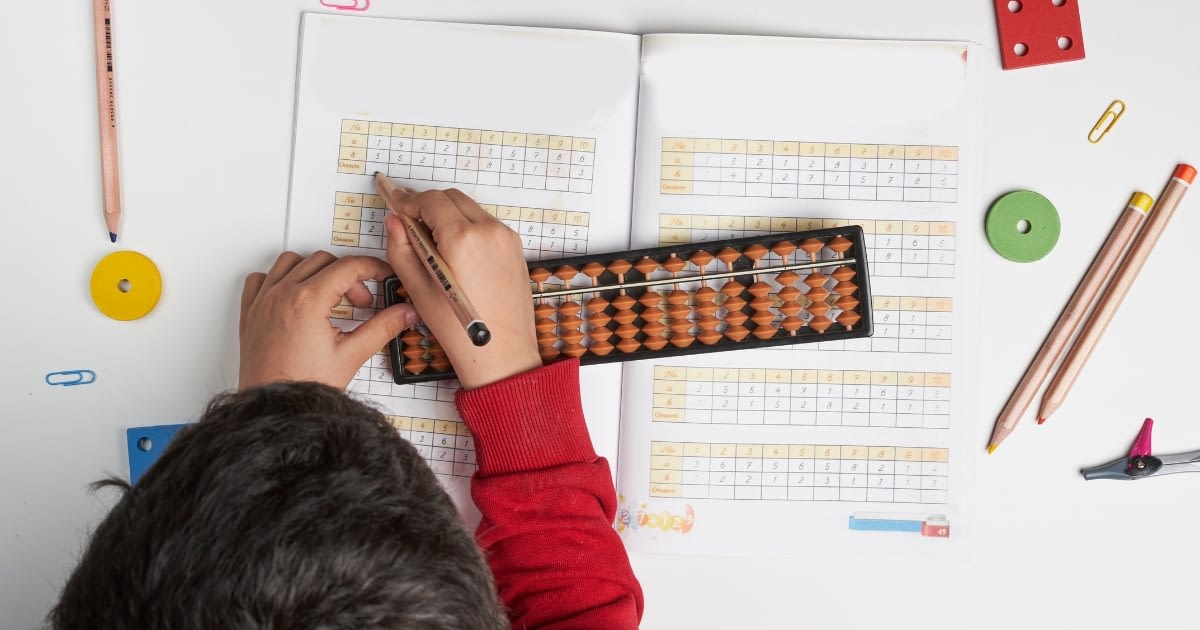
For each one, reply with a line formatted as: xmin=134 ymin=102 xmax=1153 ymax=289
xmin=332 ymin=192 xmax=591 ymax=257
xmin=811 ymin=295 xmax=952 ymax=354
xmin=660 ymin=138 xmax=958 ymax=202
xmin=659 ymin=215 xmax=955 ymax=279
xmin=649 ymin=442 xmax=949 ymax=503
xmin=387 ymin=415 xmax=477 ymax=478
xmin=338 ymin=119 xmax=596 ymax=193
xmin=651 ymin=366 xmax=951 ymax=429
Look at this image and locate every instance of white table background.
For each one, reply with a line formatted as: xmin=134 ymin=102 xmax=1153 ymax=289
xmin=4 ymin=2 xmax=1200 ymax=628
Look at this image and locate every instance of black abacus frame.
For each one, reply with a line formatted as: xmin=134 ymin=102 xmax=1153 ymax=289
xmin=384 ymin=225 xmax=873 ymax=384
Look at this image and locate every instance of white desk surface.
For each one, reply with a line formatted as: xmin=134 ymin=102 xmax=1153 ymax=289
xmin=4 ymin=2 xmax=1199 ymax=628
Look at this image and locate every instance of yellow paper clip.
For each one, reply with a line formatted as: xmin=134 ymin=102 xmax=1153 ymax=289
xmin=1088 ymin=99 xmax=1126 ymax=143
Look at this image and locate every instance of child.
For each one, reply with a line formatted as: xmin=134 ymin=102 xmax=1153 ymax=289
xmin=48 ymin=187 xmax=643 ymax=629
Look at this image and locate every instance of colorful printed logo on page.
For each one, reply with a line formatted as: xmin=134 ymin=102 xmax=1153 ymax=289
xmin=616 ymin=496 xmax=695 ymax=535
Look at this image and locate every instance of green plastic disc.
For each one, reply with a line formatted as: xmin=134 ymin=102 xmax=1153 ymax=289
xmin=986 ymin=190 xmax=1060 ymax=262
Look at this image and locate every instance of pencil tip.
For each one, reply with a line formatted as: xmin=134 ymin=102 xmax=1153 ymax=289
xmin=987 ymin=444 xmax=997 ymax=455
xmin=1036 ymin=416 xmax=1046 ymax=425
xmin=109 ymin=232 xmax=118 ymax=243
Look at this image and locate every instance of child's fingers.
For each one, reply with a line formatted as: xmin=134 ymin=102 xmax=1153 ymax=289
xmin=283 ymin=250 xmax=338 ymax=284
xmin=339 ymin=303 xmax=416 ymax=362
xmin=303 ymin=255 xmax=397 ymax=308
xmin=239 ymin=272 xmax=266 ymax=333
xmin=441 ymin=188 xmax=494 ymax=224
xmin=261 ymin=251 xmax=305 ymax=288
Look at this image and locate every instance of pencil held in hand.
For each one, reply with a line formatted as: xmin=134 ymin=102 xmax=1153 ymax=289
xmin=986 ymin=192 xmax=1152 ymax=454
xmin=374 ymin=173 xmax=491 ymax=347
xmin=93 ymin=0 xmax=122 ymax=243
xmin=1038 ymin=163 xmax=1196 ymax=424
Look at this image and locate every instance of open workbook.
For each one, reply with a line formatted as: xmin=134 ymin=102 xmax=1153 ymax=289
xmin=284 ymin=13 xmax=981 ymax=558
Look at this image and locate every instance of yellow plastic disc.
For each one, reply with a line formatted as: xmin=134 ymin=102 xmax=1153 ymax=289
xmin=90 ymin=250 xmax=162 ymax=321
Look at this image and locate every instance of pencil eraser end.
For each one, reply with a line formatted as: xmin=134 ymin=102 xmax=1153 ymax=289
xmin=1128 ymin=192 xmax=1154 ymax=213
xmin=468 ymin=321 xmax=491 ymax=347
xmin=1173 ymin=164 xmax=1197 ymax=185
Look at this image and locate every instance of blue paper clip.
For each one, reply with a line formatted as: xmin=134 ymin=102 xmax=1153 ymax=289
xmin=45 ymin=369 xmax=97 ymax=387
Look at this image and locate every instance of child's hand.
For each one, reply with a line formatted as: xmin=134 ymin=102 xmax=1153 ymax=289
xmin=238 ymin=252 xmax=418 ymax=390
xmin=384 ymin=188 xmax=541 ymax=389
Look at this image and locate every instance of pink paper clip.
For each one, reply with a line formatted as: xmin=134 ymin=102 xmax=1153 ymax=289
xmin=320 ymin=0 xmax=370 ymax=11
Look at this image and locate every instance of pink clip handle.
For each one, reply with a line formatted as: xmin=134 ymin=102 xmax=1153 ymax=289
xmin=1128 ymin=417 xmax=1154 ymax=462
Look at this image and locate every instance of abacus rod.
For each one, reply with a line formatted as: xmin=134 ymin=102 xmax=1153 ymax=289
xmin=532 ymin=257 xmax=860 ymax=299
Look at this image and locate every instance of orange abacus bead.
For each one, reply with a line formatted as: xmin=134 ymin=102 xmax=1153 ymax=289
xmin=716 ymin=247 xmax=741 ymax=266
xmin=800 ymin=238 xmax=824 ymax=261
xmin=663 ymin=254 xmax=687 ymax=273
xmin=777 ymin=285 xmax=802 ymax=302
xmin=608 ymin=259 xmax=632 ymax=276
xmin=803 ymin=272 xmax=828 ymax=288
xmin=554 ymin=265 xmax=578 ymax=282
xmin=832 ymin=266 xmax=857 ymax=282
xmin=776 ymin=270 xmax=800 ymax=286
xmin=778 ymin=301 xmax=804 ymax=317
xmin=836 ymin=311 xmax=862 ymax=330
xmin=743 ymin=243 xmax=768 ymax=262
xmin=643 ymin=337 xmax=669 ymax=351
xmin=833 ymin=281 xmax=858 ymax=297
xmin=771 ymin=240 xmax=797 ymax=258
xmin=781 ymin=316 xmax=804 ymax=333
xmin=558 ymin=301 xmax=582 ymax=317
xmin=835 ymin=295 xmax=860 ymax=311
xmin=639 ymin=291 xmax=665 ymax=310
xmin=405 ymin=358 xmax=429 ymax=375
xmin=634 ymin=256 xmax=659 ymax=275
xmin=827 ymin=236 xmax=852 ymax=257
xmin=747 ymin=281 xmax=772 ymax=297
xmin=616 ymin=337 xmax=641 ymax=353
xmin=529 ymin=267 xmax=552 ymax=287
xmin=588 ymin=311 xmax=612 ymax=329
xmin=698 ymin=329 xmax=722 ymax=345
xmin=807 ymin=316 xmax=833 ymax=333
xmin=588 ymin=341 xmax=614 ymax=356
xmin=720 ymin=280 xmax=745 ymax=297
xmin=724 ymin=326 xmax=750 ymax=342
xmin=582 ymin=261 xmax=606 ymax=281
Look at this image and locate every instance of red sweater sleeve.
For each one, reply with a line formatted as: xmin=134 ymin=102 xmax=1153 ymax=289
xmin=455 ymin=358 xmax=643 ymax=630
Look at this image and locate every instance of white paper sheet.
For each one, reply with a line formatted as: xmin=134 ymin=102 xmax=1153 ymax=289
xmin=284 ymin=14 xmax=642 ymax=521
xmin=615 ymin=34 xmax=981 ymax=557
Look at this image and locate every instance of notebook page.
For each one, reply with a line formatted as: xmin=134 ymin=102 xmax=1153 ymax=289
xmin=284 ymin=14 xmax=641 ymax=522
xmin=617 ymin=34 xmax=981 ymax=557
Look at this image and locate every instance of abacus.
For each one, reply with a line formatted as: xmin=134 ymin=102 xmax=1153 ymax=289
xmin=384 ymin=225 xmax=873 ymax=384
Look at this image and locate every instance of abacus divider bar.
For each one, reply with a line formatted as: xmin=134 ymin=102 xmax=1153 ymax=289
xmin=533 ymin=257 xmax=860 ymax=299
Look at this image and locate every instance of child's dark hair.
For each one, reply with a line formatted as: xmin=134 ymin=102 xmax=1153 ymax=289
xmin=48 ymin=381 xmax=507 ymax=630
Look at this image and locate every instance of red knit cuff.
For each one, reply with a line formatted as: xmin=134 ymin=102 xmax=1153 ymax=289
xmin=454 ymin=358 xmax=598 ymax=476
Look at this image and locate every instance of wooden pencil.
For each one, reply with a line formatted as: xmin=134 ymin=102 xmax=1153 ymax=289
xmin=1038 ymin=164 xmax=1196 ymax=423
xmin=986 ymin=192 xmax=1151 ymax=454
xmin=92 ymin=0 xmax=122 ymax=242
xmin=374 ymin=173 xmax=492 ymax=347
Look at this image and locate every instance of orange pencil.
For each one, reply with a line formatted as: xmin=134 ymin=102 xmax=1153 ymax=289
xmin=92 ymin=0 xmax=122 ymax=242
xmin=987 ymin=192 xmax=1152 ymax=454
xmin=1038 ymin=164 xmax=1196 ymax=423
